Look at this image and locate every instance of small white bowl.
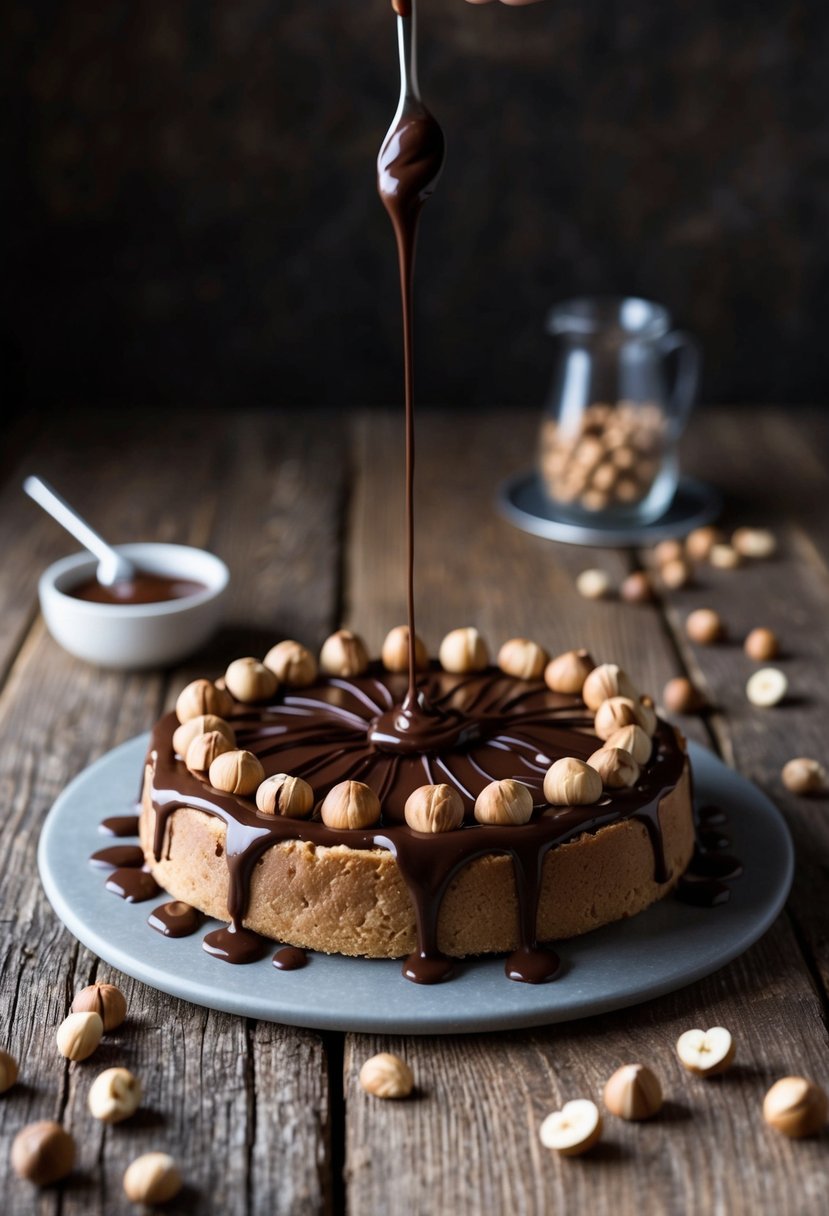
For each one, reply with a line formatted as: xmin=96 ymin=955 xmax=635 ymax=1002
xmin=39 ymin=543 xmax=230 ymax=670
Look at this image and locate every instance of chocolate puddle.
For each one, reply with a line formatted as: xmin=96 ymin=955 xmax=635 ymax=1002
xmin=149 ymin=900 xmax=202 ymax=938
xmin=99 ymin=814 xmax=140 ymax=837
xmin=273 ymin=946 xmax=308 ymax=971
xmin=90 ymin=844 xmax=144 ymax=869
xmin=105 ymin=868 xmax=161 ymax=903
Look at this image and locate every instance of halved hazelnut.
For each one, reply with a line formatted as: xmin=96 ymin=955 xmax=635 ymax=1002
xmin=746 ymin=667 xmax=787 ymax=707
xmin=539 ymin=1099 xmax=602 ymax=1156
xmin=676 ymin=1026 xmax=734 ymax=1076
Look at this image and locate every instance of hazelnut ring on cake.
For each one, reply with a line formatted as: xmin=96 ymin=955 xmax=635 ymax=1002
xmin=139 ymin=629 xmax=694 ymax=984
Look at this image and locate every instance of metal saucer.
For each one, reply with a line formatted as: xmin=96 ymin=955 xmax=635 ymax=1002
xmin=498 ymin=472 xmax=722 ymax=548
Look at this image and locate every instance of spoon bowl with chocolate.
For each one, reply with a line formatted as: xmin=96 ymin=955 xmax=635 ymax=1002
xmin=39 ymin=543 xmax=230 ymax=670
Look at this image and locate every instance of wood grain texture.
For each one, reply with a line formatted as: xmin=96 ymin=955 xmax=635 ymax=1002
xmin=0 ymin=410 xmax=343 ymax=1215
xmin=344 ymin=405 xmax=829 ymax=1216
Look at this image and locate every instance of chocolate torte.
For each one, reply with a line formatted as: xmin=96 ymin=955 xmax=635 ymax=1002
xmin=139 ymin=638 xmax=694 ymax=983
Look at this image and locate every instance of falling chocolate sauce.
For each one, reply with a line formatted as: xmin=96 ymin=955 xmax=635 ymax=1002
xmin=378 ymin=0 xmax=445 ymax=718
xmin=69 ymin=572 xmax=206 ymax=605
xmin=89 ymin=844 xmax=145 ymax=869
xmin=273 ymin=946 xmax=308 ymax=971
xmin=148 ymin=900 xmax=202 ymax=938
xmin=99 ymin=814 xmax=140 ymax=837
xmin=105 ymin=868 xmax=161 ymax=903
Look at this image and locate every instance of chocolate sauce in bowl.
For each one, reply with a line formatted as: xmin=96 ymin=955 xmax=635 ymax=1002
xmin=69 ymin=572 xmax=207 ymax=605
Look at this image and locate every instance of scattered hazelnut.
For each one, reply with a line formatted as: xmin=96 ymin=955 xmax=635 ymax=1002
xmin=175 ymin=678 xmax=234 ymax=724
xmin=686 ymin=608 xmax=725 ymax=645
xmin=0 ymin=1048 xmax=18 ymax=1093
xmin=71 ymin=981 xmax=127 ymax=1031
xmin=587 ymin=747 xmax=640 ymax=789
xmin=709 ymin=543 xmax=741 ymax=569
xmin=582 ymin=663 xmax=638 ymax=711
xmin=603 ymin=1064 xmax=663 ymax=1120
xmin=438 ymin=626 xmax=489 ymax=674
xmin=620 ymin=570 xmax=654 ymax=604
xmin=539 ymin=1099 xmax=602 ymax=1156
xmin=660 ymin=557 xmax=693 ymax=590
xmin=123 ymin=1153 xmax=183 ymax=1205
xmin=172 ymin=714 xmax=235 ymax=758
xmin=359 ymin=1053 xmax=414 ymax=1099
xmin=675 ymin=1026 xmax=734 ymax=1076
xmin=56 ymin=1011 xmax=103 ymax=1062
xmin=497 ymin=638 xmax=549 ymax=680
xmin=474 ymin=779 xmax=534 ymax=826
xmin=263 ymin=639 xmax=318 ymax=688
xmin=404 ymin=784 xmax=464 ymax=833
xmin=543 ymin=757 xmax=602 ymax=806
xmin=255 ymin=773 xmax=315 ymax=818
xmin=208 ymin=749 xmax=265 ymax=796
xmin=744 ymin=627 xmax=779 ymax=661
xmin=381 ymin=626 xmax=429 ymax=673
xmin=319 ymin=629 xmax=370 ymax=677
xmin=320 ymin=780 xmax=381 ymax=829
xmin=763 ymin=1076 xmax=828 ymax=1139
xmin=544 ymin=649 xmax=594 ymax=695
xmin=746 ymin=667 xmax=788 ymax=708
xmin=224 ymin=657 xmax=278 ymax=703
xmin=732 ymin=527 xmax=777 ymax=559
xmin=186 ymin=730 xmax=234 ymax=774
xmin=781 ymin=757 xmax=826 ymax=796
xmin=685 ymin=526 xmax=724 ymax=562
xmin=576 ymin=568 xmax=612 ymax=600
xmin=594 ymin=696 xmax=641 ymax=741
xmin=11 ymin=1121 xmax=75 ymax=1186
xmin=653 ymin=539 xmax=684 ymax=566
xmin=662 ymin=677 xmax=704 ymax=715
xmin=88 ymin=1067 xmax=142 ymax=1124
xmin=606 ymin=724 xmax=652 ymax=766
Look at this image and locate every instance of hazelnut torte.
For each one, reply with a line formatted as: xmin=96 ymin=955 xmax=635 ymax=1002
xmin=139 ymin=629 xmax=694 ymax=984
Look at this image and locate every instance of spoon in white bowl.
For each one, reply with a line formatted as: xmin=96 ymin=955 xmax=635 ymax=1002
xmin=23 ymin=475 xmax=137 ymax=587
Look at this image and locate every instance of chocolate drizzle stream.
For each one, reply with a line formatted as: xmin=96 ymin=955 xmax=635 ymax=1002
xmin=148 ymin=665 xmax=686 ymax=983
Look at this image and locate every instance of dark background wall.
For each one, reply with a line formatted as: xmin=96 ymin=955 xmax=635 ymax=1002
xmin=4 ymin=0 xmax=829 ymax=410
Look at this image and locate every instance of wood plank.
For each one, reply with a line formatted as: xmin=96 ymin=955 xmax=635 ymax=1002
xmin=343 ymin=406 xmax=829 ymax=1216
xmin=0 ymin=409 xmax=343 ymax=1215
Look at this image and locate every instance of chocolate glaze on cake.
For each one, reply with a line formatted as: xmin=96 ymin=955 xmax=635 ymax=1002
xmin=147 ymin=664 xmax=686 ymax=983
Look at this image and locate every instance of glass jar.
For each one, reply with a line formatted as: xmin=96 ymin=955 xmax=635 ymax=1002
xmin=539 ymin=297 xmax=700 ymax=526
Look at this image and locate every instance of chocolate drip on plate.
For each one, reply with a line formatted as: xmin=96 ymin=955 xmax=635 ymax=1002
xmin=106 ymin=868 xmax=161 ymax=903
xmin=203 ymin=924 xmax=269 ymax=965
xmin=89 ymin=844 xmax=144 ymax=870
xmin=148 ymin=901 xmax=202 ymax=938
xmin=273 ymin=946 xmax=308 ymax=971
xmin=99 ymin=814 xmax=140 ymax=837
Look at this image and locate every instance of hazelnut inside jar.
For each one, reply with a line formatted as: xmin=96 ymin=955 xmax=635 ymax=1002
xmin=538 ymin=297 xmax=699 ymax=527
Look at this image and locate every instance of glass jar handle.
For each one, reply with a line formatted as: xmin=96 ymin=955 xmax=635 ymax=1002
xmin=661 ymin=330 xmax=700 ymax=437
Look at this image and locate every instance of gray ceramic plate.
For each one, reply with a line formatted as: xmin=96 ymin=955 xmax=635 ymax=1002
xmin=498 ymin=472 xmax=722 ymax=547
xmin=38 ymin=736 xmax=792 ymax=1034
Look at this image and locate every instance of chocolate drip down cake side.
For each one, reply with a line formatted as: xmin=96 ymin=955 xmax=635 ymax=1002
xmin=139 ymin=638 xmax=694 ymax=985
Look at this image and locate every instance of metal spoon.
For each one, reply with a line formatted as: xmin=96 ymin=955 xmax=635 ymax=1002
xmin=23 ymin=475 xmax=136 ymax=587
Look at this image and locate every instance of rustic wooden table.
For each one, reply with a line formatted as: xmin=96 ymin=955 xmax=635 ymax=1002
xmin=1 ymin=405 xmax=828 ymax=1215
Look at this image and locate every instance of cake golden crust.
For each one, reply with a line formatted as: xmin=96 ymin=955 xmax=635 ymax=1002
xmin=139 ymin=759 xmax=694 ymax=959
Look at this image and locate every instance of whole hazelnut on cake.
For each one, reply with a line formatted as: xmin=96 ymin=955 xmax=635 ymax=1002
xmin=209 ymin=749 xmax=265 ymax=796
xmin=175 ymin=678 xmax=234 ymax=723
xmin=321 ymin=780 xmax=380 ymax=830
xmin=186 ymin=730 xmax=234 ymax=774
xmin=320 ymin=629 xmax=370 ymax=677
xmin=543 ymin=757 xmax=602 ymax=806
xmin=224 ymin=657 xmax=278 ymax=703
xmin=497 ymin=638 xmax=549 ymax=680
xmin=404 ymin=784 xmax=464 ymax=833
xmin=264 ymin=639 xmax=318 ymax=687
xmin=582 ymin=663 xmax=638 ymax=711
xmin=381 ymin=626 xmax=429 ymax=673
xmin=594 ymin=696 xmax=641 ymax=741
xmin=474 ymin=779 xmax=534 ymax=826
xmin=606 ymin=724 xmax=652 ymax=766
xmin=256 ymin=773 xmax=315 ymax=819
xmin=172 ymin=714 xmax=235 ymax=758
xmin=438 ymin=626 xmax=489 ymax=674
xmin=544 ymin=649 xmax=594 ymax=695
xmin=587 ymin=746 xmax=640 ymax=789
